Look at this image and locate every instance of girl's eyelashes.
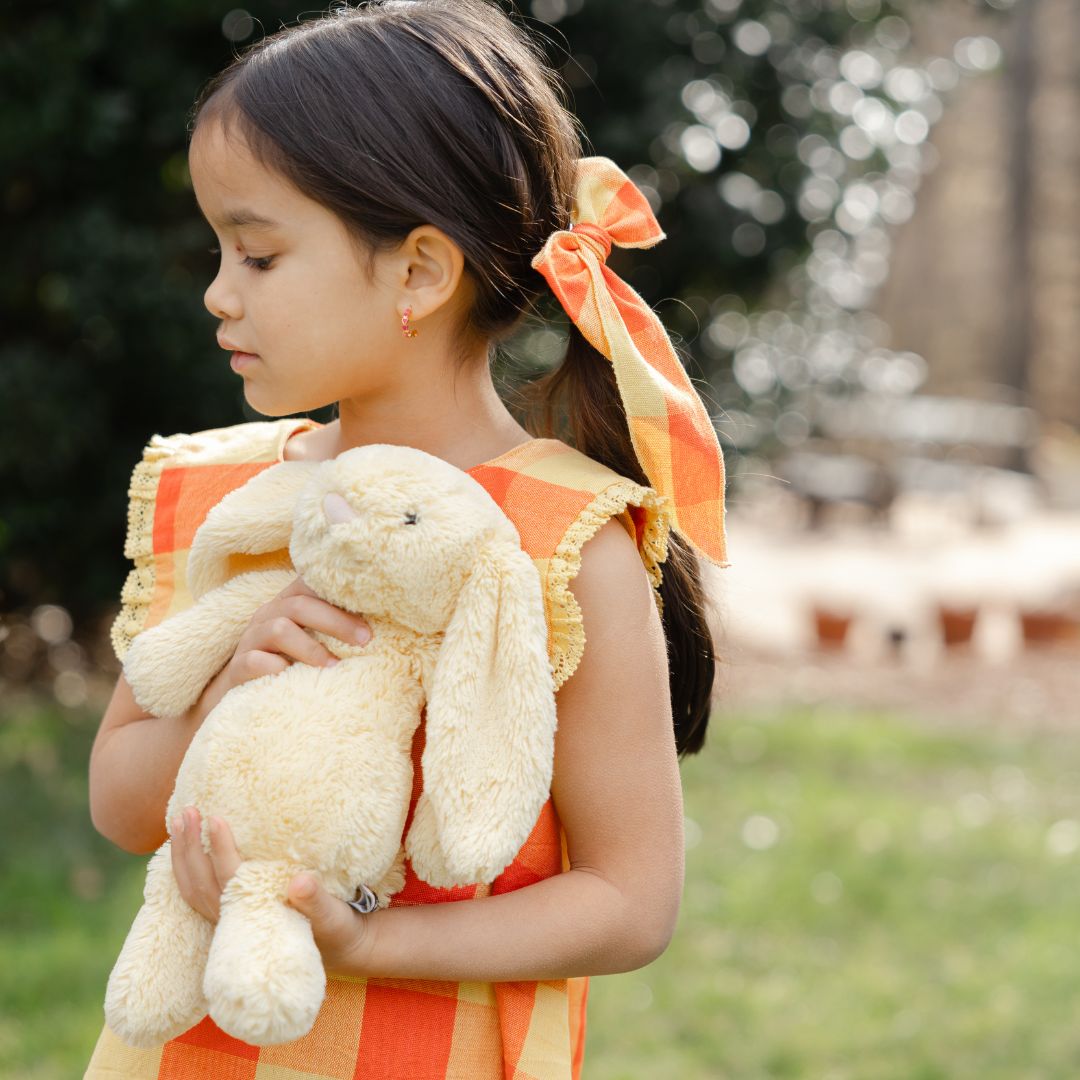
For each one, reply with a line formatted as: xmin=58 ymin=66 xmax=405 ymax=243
xmin=206 ymin=245 xmax=275 ymax=272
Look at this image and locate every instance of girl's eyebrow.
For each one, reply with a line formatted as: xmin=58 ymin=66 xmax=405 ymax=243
xmin=224 ymin=207 xmax=280 ymax=229
xmin=201 ymin=205 xmax=281 ymax=231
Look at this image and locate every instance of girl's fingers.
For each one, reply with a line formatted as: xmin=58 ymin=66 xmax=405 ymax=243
xmin=206 ymin=815 xmax=243 ymax=891
xmin=169 ymin=808 xmax=241 ymax=923
xmin=171 ymin=810 xmax=217 ymax=922
xmin=169 ymin=814 xmax=197 ymax=912
xmin=274 ymin=578 xmax=372 ymax=646
xmin=231 ymin=648 xmax=292 ymax=685
xmin=253 ymin=615 xmax=348 ymax=668
xmin=234 ymin=576 xmax=371 ymax=680
xmin=180 ymin=808 xmax=219 ymax=921
xmin=280 ymin=593 xmax=372 ymax=648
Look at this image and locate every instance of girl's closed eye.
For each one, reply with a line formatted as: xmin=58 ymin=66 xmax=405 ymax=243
xmin=207 ymin=245 xmax=275 ymax=272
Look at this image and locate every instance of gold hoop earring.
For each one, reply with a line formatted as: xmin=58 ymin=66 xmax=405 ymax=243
xmin=400 ymin=306 xmax=418 ymax=338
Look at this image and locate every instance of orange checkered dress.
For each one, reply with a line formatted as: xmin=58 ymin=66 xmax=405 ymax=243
xmin=86 ymin=416 xmax=670 ymax=1080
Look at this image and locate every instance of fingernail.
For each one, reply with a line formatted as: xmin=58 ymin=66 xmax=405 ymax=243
xmin=293 ymin=876 xmax=316 ymax=898
xmin=355 ymin=623 xmax=371 ymax=645
xmin=172 ymin=814 xmax=184 ymax=835
xmin=326 ymin=657 xmax=340 ymax=667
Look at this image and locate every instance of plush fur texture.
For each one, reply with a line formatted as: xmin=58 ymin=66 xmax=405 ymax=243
xmin=105 ymin=445 xmax=557 ymax=1049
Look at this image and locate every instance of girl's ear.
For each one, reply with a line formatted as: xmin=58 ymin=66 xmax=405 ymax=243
xmin=186 ymin=461 xmax=320 ymax=599
xmin=396 ymin=224 xmax=466 ymax=321
xmin=405 ymin=538 xmax=557 ymax=888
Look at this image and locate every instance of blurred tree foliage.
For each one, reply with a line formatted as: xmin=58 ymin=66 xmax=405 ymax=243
xmin=3 ymin=0 xmax=926 ymax=628
xmin=538 ymin=0 xmax=905 ymax=313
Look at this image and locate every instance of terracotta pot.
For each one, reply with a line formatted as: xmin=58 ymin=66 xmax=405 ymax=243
xmin=1020 ymin=610 xmax=1080 ymax=646
xmin=813 ymin=607 xmax=852 ymax=649
xmin=938 ymin=605 xmax=978 ymax=647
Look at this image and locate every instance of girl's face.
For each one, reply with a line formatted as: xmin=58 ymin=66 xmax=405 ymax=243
xmin=188 ymin=117 xmax=404 ymax=416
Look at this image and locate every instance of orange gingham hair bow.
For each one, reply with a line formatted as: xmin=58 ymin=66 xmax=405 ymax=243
xmin=531 ymin=156 xmax=730 ymax=568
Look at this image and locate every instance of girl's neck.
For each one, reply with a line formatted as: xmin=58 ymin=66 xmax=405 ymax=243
xmin=290 ymin=354 xmax=534 ymax=469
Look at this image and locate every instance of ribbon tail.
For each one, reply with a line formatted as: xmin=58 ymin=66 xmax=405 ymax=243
xmin=581 ymin=255 xmax=730 ymax=568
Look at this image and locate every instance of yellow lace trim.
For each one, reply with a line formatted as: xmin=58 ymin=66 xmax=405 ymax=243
xmin=547 ymin=479 xmax=672 ymax=691
xmin=108 ymin=435 xmax=177 ymax=663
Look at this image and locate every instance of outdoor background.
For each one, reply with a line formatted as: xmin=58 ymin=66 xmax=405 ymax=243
xmin=4 ymin=0 xmax=1079 ymax=1076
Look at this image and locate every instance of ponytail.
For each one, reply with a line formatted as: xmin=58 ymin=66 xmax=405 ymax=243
xmin=517 ymin=322 xmax=717 ymax=758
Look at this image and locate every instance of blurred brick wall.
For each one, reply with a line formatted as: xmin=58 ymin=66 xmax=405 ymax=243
xmin=873 ymin=0 xmax=1080 ymax=427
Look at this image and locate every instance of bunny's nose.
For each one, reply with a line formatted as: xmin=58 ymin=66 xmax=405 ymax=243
xmin=323 ymin=492 xmax=358 ymax=525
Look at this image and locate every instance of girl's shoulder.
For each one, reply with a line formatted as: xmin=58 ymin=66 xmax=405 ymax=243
xmin=475 ymin=438 xmax=671 ymax=690
xmin=474 ymin=435 xmax=665 ymax=521
xmin=110 ymin=418 xmax=317 ymax=662
xmin=129 ymin=416 xmax=317 ymax=469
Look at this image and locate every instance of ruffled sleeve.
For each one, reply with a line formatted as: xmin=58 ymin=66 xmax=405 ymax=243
xmin=109 ymin=418 xmax=319 ymax=664
xmin=545 ymin=477 xmax=671 ymax=691
xmin=465 ymin=438 xmax=673 ymax=692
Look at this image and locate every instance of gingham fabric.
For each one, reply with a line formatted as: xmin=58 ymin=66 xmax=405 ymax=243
xmin=87 ymin=417 xmax=671 ymax=1080
xmin=531 ymin=155 xmax=730 ymax=569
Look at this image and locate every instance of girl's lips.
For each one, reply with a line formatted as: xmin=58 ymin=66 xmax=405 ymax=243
xmin=230 ymin=351 xmax=259 ymax=371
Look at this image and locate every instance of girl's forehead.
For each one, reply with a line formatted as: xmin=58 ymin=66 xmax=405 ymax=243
xmin=188 ymin=120 xmax=294 ymax=225
xmin=189 ymin=121 xmax=266 ymax=191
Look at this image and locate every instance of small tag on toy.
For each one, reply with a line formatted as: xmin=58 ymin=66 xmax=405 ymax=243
xmin=347 ymin=883 xmax=378 ymax=913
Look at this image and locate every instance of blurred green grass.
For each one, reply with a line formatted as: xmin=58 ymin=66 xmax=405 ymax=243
xmin=3 ymin=696 xmax=1079 ymax=1078
xmin=0 ymin=697 xmax=146 ymax=1079
xmin=587 ymin=706 xmax=1080 ymax=1080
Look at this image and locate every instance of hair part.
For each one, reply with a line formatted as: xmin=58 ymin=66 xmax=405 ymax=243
xmin=189 ymin=0 xmax=718 ymax=756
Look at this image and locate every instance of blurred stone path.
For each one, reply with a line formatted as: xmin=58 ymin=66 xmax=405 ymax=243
xmin=703 ymin=507 xmax=1080 ymax=731
xmin=710 ymin=645 xmax=1077 ymax=733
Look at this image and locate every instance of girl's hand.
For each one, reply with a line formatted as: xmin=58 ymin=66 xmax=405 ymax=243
xmin=222 ymin=576 xmax=372 ymax=695
xmin=170 ymin=808 xmax=374 ymax=976
xmin=285 ymin=873 xmax=376 ymax=978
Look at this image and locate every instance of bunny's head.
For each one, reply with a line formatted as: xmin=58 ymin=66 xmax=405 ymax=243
xmin=289 ymin=445 xmax=520 ymax=633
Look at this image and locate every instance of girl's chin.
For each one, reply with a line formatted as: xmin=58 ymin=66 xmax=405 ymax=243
xmin=243 ymin=386 xmax=324 ymax=420
xmin=241 ymin=386 xmax=284 ymax=417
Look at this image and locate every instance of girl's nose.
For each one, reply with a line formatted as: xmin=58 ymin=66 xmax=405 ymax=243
xmin=203 ymin=268 xmax=241 ymax=322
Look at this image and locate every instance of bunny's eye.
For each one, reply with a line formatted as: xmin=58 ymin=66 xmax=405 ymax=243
xmin=403 ymin=510 xmax=419 ymax=525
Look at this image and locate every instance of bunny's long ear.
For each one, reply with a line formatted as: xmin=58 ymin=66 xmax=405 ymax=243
xmin=406 ymin=538 xmax=557 ymax=888
xmin=186 ymin=461 xmax=320 ymax=599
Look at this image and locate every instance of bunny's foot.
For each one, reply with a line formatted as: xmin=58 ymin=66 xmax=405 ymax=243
xmin=105 ymin=842 xmax=213 ymax=1048
xmin=204 ymin=859 xmax=325 ymax=1046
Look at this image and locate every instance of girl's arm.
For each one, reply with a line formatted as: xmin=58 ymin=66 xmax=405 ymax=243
xmin=89 ymin=666 xmax=234 ymax=854
xmin=264 ymin=515 xmax=684 ymax=981
xmin=180 ymin=516 xmax=685 ymax=980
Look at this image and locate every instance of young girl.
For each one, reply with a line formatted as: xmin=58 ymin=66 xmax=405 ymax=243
xmin=86 ymin=1 xmax=729 ymax=1076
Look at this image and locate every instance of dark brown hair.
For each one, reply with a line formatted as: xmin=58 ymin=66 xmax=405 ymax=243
xmin=189 ymin=0 xmax=717 ymax=756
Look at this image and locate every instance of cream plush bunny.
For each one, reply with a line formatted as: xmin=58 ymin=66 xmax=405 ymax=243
xmin=104 ymin=444 xmax=557 ymax=1049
